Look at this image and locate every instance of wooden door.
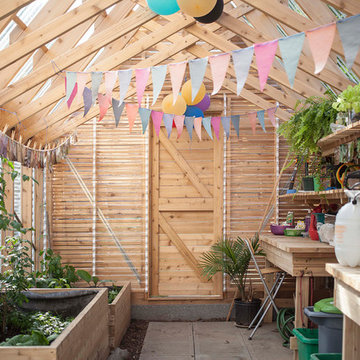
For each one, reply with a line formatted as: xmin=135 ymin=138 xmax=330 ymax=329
xmin=149 ymin=126 xmax=223 ymax=299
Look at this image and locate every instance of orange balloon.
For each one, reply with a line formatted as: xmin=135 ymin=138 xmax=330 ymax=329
xmin=161 ymin=94 xmax=187 ymax=115
xmin=181 ymin=80 xmax=206 ymax=105
xmin=177 ymin=0 xmax=217 ymax=17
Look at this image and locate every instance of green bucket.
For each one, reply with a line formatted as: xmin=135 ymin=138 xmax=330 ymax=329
xmin=293 ymin=328 xmax=319 ymax=360
xmin=310 ymin=354 xmax=342 ymax=360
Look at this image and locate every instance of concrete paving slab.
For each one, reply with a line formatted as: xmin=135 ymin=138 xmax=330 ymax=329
xmin=193 ymin=322 xmax=250 ymax=357
xmin=139 ymin=321 xmax=292 ymax=360
xmin=140 ymin=322 xmax=193 ymax=358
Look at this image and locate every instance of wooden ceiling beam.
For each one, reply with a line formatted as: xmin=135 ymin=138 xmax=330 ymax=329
xmin=0 ymin=6 xmax=157 ymax=106
xmin=0 ymin=0 xmax=34 ymax=21
xmin=20 ymin=16 xmax=197 ymax=140
xmin=0 ymin=0 xmax=121 ymax=70
xmin=0 ymin=1 xmax=135 ymax=129
xmin=0 ymin=0 xmax=75 ymax=89
xmin=241 ymin=0 xmax=360 ymax=68
xmin=321 ymin=0 xmax=360 ymax=16
xmin=221 ymin=10 xmax=351 ymax=91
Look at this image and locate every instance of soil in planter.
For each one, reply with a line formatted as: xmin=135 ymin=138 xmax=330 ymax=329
xmin=120 ymin=320 xmax=149 ymax=360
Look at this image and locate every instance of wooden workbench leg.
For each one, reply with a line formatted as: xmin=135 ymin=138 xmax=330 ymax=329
xmin=264 ymin=259 xmax=275 ymax=323
xmin=292 ymin=276 xmax=310 ymax=360
xmin=343 ymin=315 xmax=360 ymax=360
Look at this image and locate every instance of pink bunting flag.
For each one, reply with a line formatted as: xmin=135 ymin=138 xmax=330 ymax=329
xmin=135 ymin=68 xmax=150 ymax=106
xmin=77 ymin=72 xmax=88 ymax=102
xmin=151 ymin=111 xmax=163 ymax=137
xmin=174 ymin=115 xmax=185 ymax=138
xmin=169 ymin=61 xmax=187 ymax=105
xmin=66 ymin=82 xmax=77 ymax=109
xmin=306 ymin=23 xmax=336 ymax=74
xmin=125 ymin=103 xmax=139 ymax=133
xmin=211 ymin=116 xmax=221 ymax=140
xmin=254 ymin=40 xmax=278 ymax=91
xmin=105 ymin=71 xmax=117 ymax=103
xmin=194 ymin=117 xmax=202 ymax=141
xmin=267 ymin=107 xmax=277 ymax=127
xmin=248 ymin=112 xmax=257 ymax=135
xmin=98 ymin=93 xmax=110 ymax=122
xmin=209 ymin=53 xmax=230 ymax=95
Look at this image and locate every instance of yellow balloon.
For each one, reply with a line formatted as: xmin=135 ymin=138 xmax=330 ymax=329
xmin=177 ymin=0 xmax=217 ymax=17
xmin=161 ymin=94 xmax=187 ymax=115
xmin=181 ymin=80 xmax=206 ymax=105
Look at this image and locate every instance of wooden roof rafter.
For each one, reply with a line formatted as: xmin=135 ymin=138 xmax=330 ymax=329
xmin=0 ymin=0 xmax=358 ymax=145
xmin=3 ymin=0 xmax=137 ymax=135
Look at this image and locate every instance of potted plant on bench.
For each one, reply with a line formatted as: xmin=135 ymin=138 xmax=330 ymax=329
xmin=199 ymin=234 xmax=265 ymax=327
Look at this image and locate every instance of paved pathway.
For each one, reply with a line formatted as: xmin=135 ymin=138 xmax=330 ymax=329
xmin=140 ymin=322 xmax=292 ymax=360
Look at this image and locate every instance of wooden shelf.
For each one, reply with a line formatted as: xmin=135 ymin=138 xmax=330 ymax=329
xmin=279 ymin=189 xmax=347 ymax=203
xmin=318 ymin=120 xmax=360 ymax=156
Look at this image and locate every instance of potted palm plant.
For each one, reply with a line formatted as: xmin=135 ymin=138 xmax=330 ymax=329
xmin=199 ymin=234 xmax=265 ymax=327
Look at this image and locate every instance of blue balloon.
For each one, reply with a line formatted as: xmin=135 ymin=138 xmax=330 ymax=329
xmin=184 ymin=105 xmax=204 ymax=118
xmin=147 ymin=0 xmax=180 ymax=15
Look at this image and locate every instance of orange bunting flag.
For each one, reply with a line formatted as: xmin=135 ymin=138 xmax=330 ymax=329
xmin=98 ymin=94 xmax=110 ymax=122
xmin=194 ymin=117 xmax=202 ymax=141
xmin=248 ymin=112 xmax=257 ymax=135
xmin=306 ymin=23 xmax=336 ymax=74
xmin=125 ymin=103 xmax=139 ymax=133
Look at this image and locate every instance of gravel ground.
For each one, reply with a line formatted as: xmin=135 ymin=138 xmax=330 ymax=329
xmin=119 ymin=320 xmax=149 ymax=360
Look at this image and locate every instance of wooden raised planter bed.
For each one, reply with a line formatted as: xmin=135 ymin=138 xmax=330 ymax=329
xmin=0 ymin=288 xmax=110 ymax=360
xmin=108 ymin=281 xmax=131 ymax=350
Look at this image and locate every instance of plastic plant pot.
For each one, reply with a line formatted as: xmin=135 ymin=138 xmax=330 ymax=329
xmin=310 ymin=354 xmax=342 ymax=360
xmin=292 ymin=328 xmax=319 ymax=360
xmin=304 ymin=306 xmax=343 ymax=354
xmin=302 ymin=176 xmax=315 ymax=191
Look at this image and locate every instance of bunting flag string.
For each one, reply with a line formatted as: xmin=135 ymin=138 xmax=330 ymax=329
xmin=64 ymin=14 xmax=360 ymax=114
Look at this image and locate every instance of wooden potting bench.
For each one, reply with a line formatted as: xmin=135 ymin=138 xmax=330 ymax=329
xmin=260 ymin=234 xmax=337 ymax=360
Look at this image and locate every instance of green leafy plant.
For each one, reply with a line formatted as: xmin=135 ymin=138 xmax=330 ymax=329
xmin=30 ymin=249 xmax=78 ymax=288
xmin=108 ymin=286 xmax=122 ymax=304
xmin=278 ymin=93 xmax=338 ymax=161
xmin=332 ymin=84 xmax=360 ymax=113
xmin=199 ymin=234 xmax=265 ymax=302
xmin=29 ymin=311 xmax=73 ymax=339
xmin=0 ymin=330 xmax=49 ymax=346
xmin=76 ymin=269 xmax=111 ymax=287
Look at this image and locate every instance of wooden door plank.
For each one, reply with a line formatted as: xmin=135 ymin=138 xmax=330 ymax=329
xmin=159 ymin=198 xmax=213 ymax=212
xmin=158 ymin=213 xmax=206 ymax=282
xmin=159 ymin=130 xmax=212 ymax=198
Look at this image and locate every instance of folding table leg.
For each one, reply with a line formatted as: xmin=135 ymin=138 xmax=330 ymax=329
xmin=248 ymin=272 xmax=286 ymax=340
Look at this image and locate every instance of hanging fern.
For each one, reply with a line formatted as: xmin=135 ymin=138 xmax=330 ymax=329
xmin=278 ymin=92 xmax=338 ymax=160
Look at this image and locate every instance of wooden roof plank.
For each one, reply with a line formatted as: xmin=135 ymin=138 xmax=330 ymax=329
xmin=218 ymin=11 xmax=351 ymax=92
xmin=0 ymin=6 xmax=157 ymax=106
xmin=241 ymin=0 xmax=360 ymax=68
xmin=1 ymin=1 xmax=135 ymax=129
xmin=0 ymin=0 xmax=121 ymax=70
xmin=321 ymin=0 xmax=360 ymax=16
xmin=0 ymin=0 xmax=75 ymax=89
xmin=0 ymin=0 xmax=34 ymax=21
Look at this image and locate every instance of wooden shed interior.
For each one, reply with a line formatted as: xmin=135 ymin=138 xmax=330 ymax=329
xmin=1 ymin=0 xmax=360 ymax=347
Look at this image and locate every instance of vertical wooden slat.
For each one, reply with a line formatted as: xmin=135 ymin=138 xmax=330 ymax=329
xmin=21 ymin=167 xmax=32 ymax=260
xmin=213 ymin=129 xmax=224 ymax=298
xmin=34 ymin=168 xmax=44 ymax=271
xmin=149 ymin=125 xmax=160 ymax=297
